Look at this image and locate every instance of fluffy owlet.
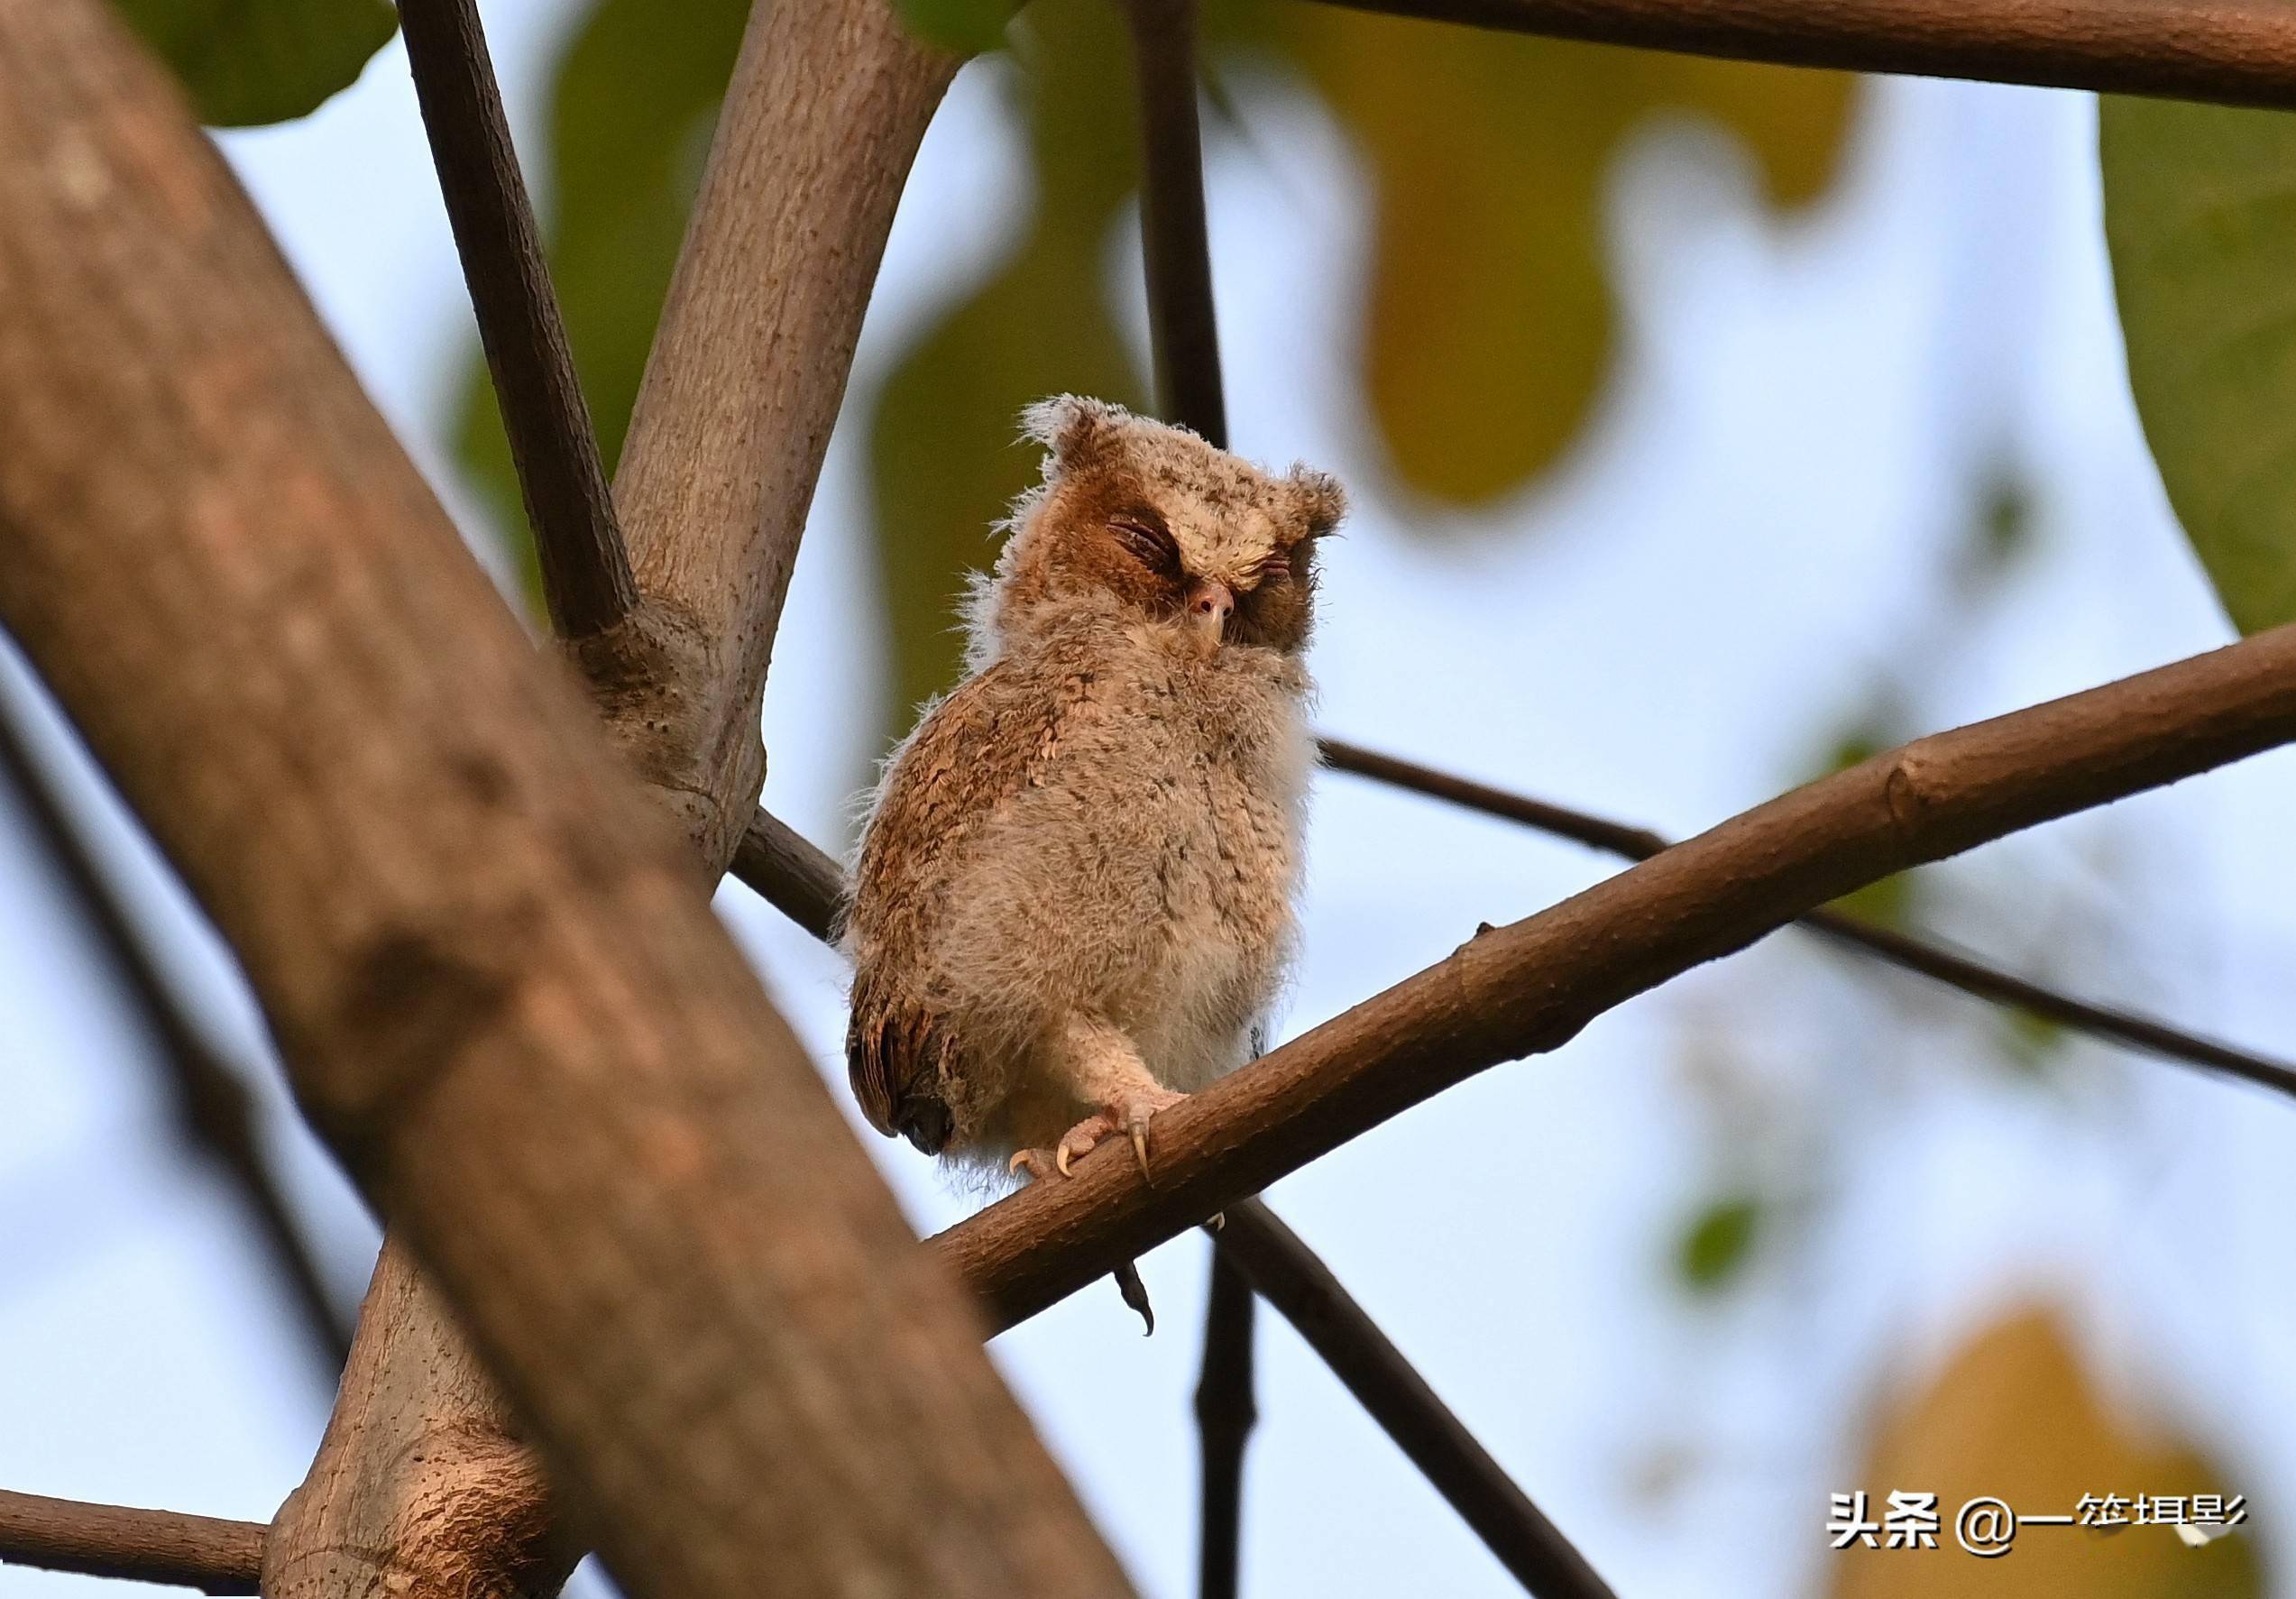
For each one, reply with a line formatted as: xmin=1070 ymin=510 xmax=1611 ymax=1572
xmin=844 ymin=396 xmax=1343 ymax=1187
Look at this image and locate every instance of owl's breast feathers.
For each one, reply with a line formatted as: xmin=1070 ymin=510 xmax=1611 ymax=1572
xmin=845 ymin=630 xmax=1309 ymax=1154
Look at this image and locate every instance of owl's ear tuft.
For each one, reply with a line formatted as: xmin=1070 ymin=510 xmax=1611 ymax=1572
xmin=1021 ymin=394 xmax=1125 ymax=475
xmin=1285 ymin=466 xmax=1346 ymax=541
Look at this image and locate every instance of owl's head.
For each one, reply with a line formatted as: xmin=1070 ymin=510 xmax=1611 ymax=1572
xmin=973 ymin=395 xmax=1345 ymax=663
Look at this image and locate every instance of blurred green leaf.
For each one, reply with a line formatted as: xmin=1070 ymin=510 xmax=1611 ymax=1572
xmin=2104 ymin=100 xmax=2296 ymax=632
xmin=893 ymin=0 xmax=1011 ymax=57
xmin=1676 ymin=1192 xmax=1761 ymax=1292
xmin=1967 ymin=469 xmax=2034 ymax=580
xmin=452 ymin=0 xmax=752 ymax=606
xmin=1998 ymin=1006 xmax=2068 ymax=1077
xmin=866 ymin=0 xmax=1150 ymax=722
xmin=1216 ymin=4 xmax=1857 ymax=506
xmin=114 ymin=0 xmax=396 ymax=126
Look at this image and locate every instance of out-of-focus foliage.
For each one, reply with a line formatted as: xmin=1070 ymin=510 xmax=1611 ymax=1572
xmin=449 ymin=0 xmax=1858 ymax=723
xmin=1215 ymin=4 xmax=1854 ymax=506
xmin=1829 ymin=1309 xmax=2262 ymax=1596
xmin=2103 ymin=101 xmax=2296 ymax=634
xmin=868 ymin=0 xmax=1151 ymax=719
xmin=1675 ymin=1190 xmax=1762 ymax=1292
xmin=113 ymin=0 xmax=396 ymax=126
xmin=453 ymin=0 xmax=752 ymax=602
xmin=892 ymin=0 xmax=1011 ymax=57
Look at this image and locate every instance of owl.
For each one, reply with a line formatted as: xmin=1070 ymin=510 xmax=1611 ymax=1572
xmin=843 ymin=396 xmax=1343 ymax=1187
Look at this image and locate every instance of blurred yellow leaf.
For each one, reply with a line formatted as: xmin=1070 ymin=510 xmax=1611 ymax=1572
xmin=1830 ymin=1308 xmax=2262 ymax=1597
xmin=1219 ymin=5 xmax=1855 ymax=505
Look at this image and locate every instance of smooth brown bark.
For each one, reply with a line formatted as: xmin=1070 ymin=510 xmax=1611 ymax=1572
xmin=0 ymin=5 xmax=1129 ymax=1598
xmin=602 ymin=0 xmax=957 ymax=871
xmin=0 ymin=1491 xmax=262 ymax=1594
xmin=1321 ymin=0 xmax=2296 ymax=109
xmin=939 ymin=622 xmax=2296 ymax=1328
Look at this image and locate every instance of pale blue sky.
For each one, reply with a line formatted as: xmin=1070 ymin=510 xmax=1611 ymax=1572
xmin=4 ymin=9 xmax=2294 ymax=1596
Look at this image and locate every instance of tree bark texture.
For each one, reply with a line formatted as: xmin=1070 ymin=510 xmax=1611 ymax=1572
xmin=0 ymin=4 xmax=1129 ymax=1597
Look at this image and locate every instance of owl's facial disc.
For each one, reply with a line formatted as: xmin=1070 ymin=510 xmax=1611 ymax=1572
xmin=1184 ymin=576 xmax=1235 ymax=653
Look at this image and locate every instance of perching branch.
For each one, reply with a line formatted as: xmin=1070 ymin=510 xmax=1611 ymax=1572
xmin=0 ymin=6 xmax=1126 ymax=1599
xmin=397 ymin=0 xmax=635 ymax=639
xmin=1216 ymin=1202 xmax=1619 ymax=1599
xmin=1317 ymin=0 xmax=2296 ymax=110
xmin=0 ymin=675 xmax=354 ymax=1371
xmin=1318 ymin=737 xmax=2296 ymax=1098
xmin=0 ymin=1489 xmax=262 ymax=1594
xmin=938 ymin=621 xmax=2296 ymax=1328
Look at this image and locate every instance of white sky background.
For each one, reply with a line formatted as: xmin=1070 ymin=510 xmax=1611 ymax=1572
xmin=4 ymin=6 xmax=2296 ymax=1596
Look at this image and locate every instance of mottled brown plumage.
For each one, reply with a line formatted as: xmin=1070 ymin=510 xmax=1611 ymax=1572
xmin=844 ymin=396 xmax=1342 ymax=1183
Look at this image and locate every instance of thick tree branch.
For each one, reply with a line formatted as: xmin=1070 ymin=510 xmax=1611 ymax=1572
xmin=1316 ymin=0 xmax=2296 ymax=110
xmin=939 ymin=623 xmax=2296 ymax=1328
xmin=1318 ymin=736 xmax=2296 ymax=1097
xmin=0 ymin=5 xmax=1128 ymax=1597
xmin=0 ymin=675 xmax=354 ymax=1370
xmin=271 ymin=4 xmax=962 ymax=1595
xmin=0 ymin=1490 xmax=262 ymax=1594
xmin=1216 ymin=1202 xmax=1618 ymax=1599
xmin=597 ymin=0 xmax=958 ymax=870
xmin=397 ymin=0 xmax=635 ymax=639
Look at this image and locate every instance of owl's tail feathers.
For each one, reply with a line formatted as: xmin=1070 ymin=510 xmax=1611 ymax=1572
xmin=1113 ymin=1261 xmax=1154 ymax=1336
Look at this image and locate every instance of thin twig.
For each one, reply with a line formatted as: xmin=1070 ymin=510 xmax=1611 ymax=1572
xmin=397 ymin=0 xmax=637 ymax=638
xmin=0 ymin=1489 xmax=262 ymax=1594
xmin=1313 ymin=0 xmax=2296 ymax=112
xmin=937 ymin=620 xmax=2296 ymax=1328
xmin=730 ymin=808 xmax=847 ymax=944
xmin=1194 ymin=1249 xmax=1256 ymax=1599
xmin=1116 ymin=5 xmax=1271 ymax=1590
xmin=1125 ymin=0 xmax=1226 ymax=448
xmin=1317 ymin=735 xmax=2296 ymax=1099
xmin=0 ymin=679 xmax=353 ymax=1367
xmin=1217 ymin=1201 xmax=1618 ymax=1599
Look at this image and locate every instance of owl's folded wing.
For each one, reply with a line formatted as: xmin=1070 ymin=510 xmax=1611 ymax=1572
xmin=843 ymin=661 xmax=1075 ymax=1146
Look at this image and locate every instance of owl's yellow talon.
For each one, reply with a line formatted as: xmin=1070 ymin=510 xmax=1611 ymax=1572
xmin=1056 ymin=1144 xmax=1075 ymax=1178
xmin=1131 ymin=1126 xmax=1152 ymax=1180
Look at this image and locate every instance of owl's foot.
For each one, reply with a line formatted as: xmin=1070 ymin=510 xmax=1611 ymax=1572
xmin=1067 ymin=1088 xmax=1188 ymax=1179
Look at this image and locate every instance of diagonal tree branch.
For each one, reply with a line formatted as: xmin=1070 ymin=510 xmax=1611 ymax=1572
xmin=398 ymin=0 xmax=636 ymax=639
xmin=0 ymin=1490 xmax=262 ymax=1594
xmin=1318 ymin=737 xmax=2296 ymax=1097
xmin=938 ymin=621 xmax=2296 ymax=1329
xmin=269 ymin=5 xmax=963 ymax=1596
xmin=1313 ymin=0 xmax=2296 ymax=110
xmin=0 ymin=673 xmax=354 ymax=1371
xmin=0 ymin=5 xmax=1128 ymax=1599
xmin=1216 ymin=1201 xmax=1618 ymax=1599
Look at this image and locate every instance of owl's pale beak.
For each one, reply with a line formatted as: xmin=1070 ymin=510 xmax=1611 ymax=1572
xmin=1185 ymin=578 xmax=1234 ymax=651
